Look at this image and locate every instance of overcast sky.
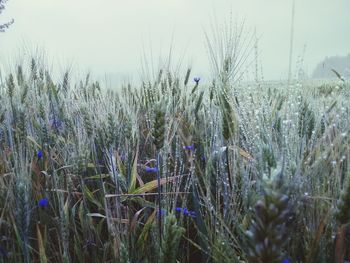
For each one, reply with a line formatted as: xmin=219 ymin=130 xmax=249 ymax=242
xmin=1 ymin=0 xmax=349 ymax=84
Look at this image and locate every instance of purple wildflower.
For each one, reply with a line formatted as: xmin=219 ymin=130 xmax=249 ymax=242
xmin=183 ymin=145 xmax=195 ymax=151
xmin=37 ymin=150 xmax=43 ymax=159
xmin=175 ymin=207 xmax=196 ymax=218
xmin=282 ymin=259 xmax=291 ymax=263
xmin=38 ymin=198 xmax=49 ymax=208
xmin=144 ymin=166 xmax=158 ymax=173
xmin=194 ymin=77 xmax=200 ymax=84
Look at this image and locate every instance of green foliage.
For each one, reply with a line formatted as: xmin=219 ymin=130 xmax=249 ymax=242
xmin=0 ymin=56 xmax=349 ymax=262
xmin=152 ymin=104 xmax=166 ymax=150
xmin=160 ymin=213 xmax=185 ymax=263
xmin=298 ymin=99 xmax=315 ymax=141
xmin=337 ymin=173 xmax=350 ymax=225
xmin=246 ymin=189 xmax=291 ymax=262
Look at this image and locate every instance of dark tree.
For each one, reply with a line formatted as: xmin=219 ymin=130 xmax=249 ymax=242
xmin=0 ymin=0 xmax=14 ymax=32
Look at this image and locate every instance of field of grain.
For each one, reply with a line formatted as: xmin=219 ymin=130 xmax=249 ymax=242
xmin=0 ymin=55 xmax=349 ymax=263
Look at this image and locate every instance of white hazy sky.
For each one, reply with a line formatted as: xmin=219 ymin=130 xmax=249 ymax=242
xmin=0 ymin=0 xmax=350 ymax=84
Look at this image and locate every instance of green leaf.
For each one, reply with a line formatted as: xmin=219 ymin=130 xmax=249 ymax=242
xmin=116 ymin=152 xmax=126 ymax=178
xmin=128 ymin=144 xmax=139 ymax=193
xmin=131 ymin=175 xmax=184 ymax=195
xmin=82 ymin=185 xmax=103 ymax=209
xmin=85 ymin=174 xmax=110 ymax=180
xmin=87 ymin=213 xmax=106 ymax=218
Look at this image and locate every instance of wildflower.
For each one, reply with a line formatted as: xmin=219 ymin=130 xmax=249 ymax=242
xmin=175 ymin=207 xmax=196 ymax=218
xmin=38 ymin=198 xmax=49 ymax=208
xmin=183 ymin=145 xmax=195 ymax=151
xmin=194 ymin=77 xmax=201 ymax=84
xmin=282 ymin=259 xmax=290 ymax=263
xmin=37 ymin=150 xmax=43 ymax=159
xmin=144 ymin=166 xmax=158 ymax=173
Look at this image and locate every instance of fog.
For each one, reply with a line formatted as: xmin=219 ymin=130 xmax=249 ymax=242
xmin=1 ymin=0 xmax=349 ymax=84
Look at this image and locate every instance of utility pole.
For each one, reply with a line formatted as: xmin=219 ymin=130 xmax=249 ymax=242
xmin=287 ymin=0 xmax=296 ymax=85
xmin=254 ymin=27 xmax=259 ymax=83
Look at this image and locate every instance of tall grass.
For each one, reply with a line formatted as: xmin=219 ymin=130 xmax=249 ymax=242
xmin=0 ymin=23 xmax=350 ymax=263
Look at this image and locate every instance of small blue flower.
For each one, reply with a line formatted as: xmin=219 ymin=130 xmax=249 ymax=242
xmin=144 ymin=166 xmax=158 ymax=173
xmin=175 ymin=207 xmax=196 ymax=218
xmin=282 ymin=259 xmax=291 ymax=263
xmin=194 ymin=77 xmax=201 ymax=84
xmin=183 ymin=145 xmax=195 ymax=151
xmin=37 ymin=150 xmax=43 ymax=159
xmin=38 ymin=198 xmax=49 ymax=208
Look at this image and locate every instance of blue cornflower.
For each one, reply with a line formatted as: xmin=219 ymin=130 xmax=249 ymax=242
xmin=194 ymin=77 xmax=201 ymax=84
xmin=282 ymin=259 xmax=291 ymax=263
xmin=183 ymin=145 xmax=195 ymax=151
xmin=37 ymin=150 xmax=43 ymax=159
xmin=144 ymin=166 xmax=158 ymax=173
xmin=175 ymin=207 xmax=196 ymax=218
xmin=38 ymin=198 xmax=49 ymax=208
xmin=175 ymin=207 xmax=182 ymax=212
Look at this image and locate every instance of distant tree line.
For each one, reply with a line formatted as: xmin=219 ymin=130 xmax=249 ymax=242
xmin=313 ymin=54 xmax=350 ymax=79
xmin=0 ymin=0 xmax=13 ymax=32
